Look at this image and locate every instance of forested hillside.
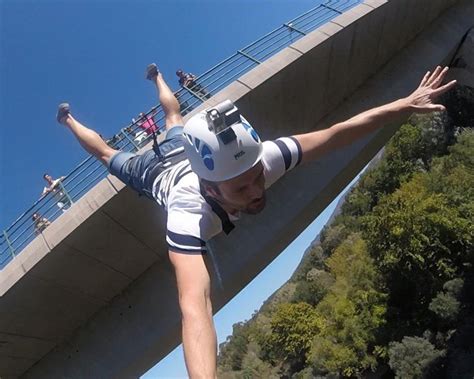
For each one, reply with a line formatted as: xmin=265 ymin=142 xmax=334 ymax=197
xmin=217 ymin=86 xmax=474 ymax=378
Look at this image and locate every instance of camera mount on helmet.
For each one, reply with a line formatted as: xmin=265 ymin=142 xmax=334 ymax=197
xmin=205 ymin=100 xmax=241 ymax=145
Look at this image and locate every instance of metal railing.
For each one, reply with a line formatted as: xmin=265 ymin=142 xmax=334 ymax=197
xmin=0 ymin=0 xmax=362 ymax=269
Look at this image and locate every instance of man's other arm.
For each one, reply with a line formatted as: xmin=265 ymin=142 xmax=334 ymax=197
xmin=168 ymin=250 xmax=217 ymax=378
xmin=41 ymin=186 xmax=51 ymax=197
xmin=294 ymin=66 xmax=456 ymax=164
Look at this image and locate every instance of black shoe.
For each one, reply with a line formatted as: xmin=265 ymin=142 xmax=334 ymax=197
xmin=57 ymin=103 xmax=70 ymax=123
xmin=145 ymin=63 xmax=159 ymax=80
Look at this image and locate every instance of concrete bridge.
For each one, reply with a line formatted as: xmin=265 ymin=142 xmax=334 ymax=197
xmin=1 ymin=0 xmax=473 ymax=377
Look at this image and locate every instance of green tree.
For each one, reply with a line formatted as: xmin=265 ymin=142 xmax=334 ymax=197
xmin=292 ymin=245 xmax=327 ymax=282
xmin=239 ymin=342 xmax=279 ymax=379
xmin=293 ymin=269 xmax=334 ymax=306
xmin=259 ymin=282 xmax=297 ymax=315
xmin=426 ymin=130 xmax=474 ymax=222
xmin=309 ymin=235 xmax=386 ymax=377
xmin=388 ymin=336 xmax=443 ymax=378
xmin=264 ymin=302 xmax=320 ymax=371
xmin=429 ymin=292 xmax=460 ymax=322
xmin=343 ymin=116 xmax=455 ymax=220
xmin=291 ymin=367 xmax=315 ymax=379
xmin=219 ymin=321 xmax=251 ymax=371
xmin=342 ymin=123 xmax=426 ymax=218
xmin=363 ymin=174 xmax=472 ymax=312
xmin=320 ymin=224 xmax=348 ymax=255
xmin=443 ymin=278 xmax=464 ymax=297
xmin=429 ymin=278 xmax=464 ymax=322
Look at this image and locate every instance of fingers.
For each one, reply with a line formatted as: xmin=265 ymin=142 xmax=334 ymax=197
xmin=429 ymin=104 xmax=446 ymax=112
xmin=425 ymin=66 xmax=443 ymax=87
xmin=430 ymin=66 xmax=449 ymax=89
xmin=421 ymin=66 xmax=450 ymax=89
xmin=432 ymin=79 xmax=457 ymax=97
xmin=415 ymin=104 xmax=446 ymax=114
xmin=419 ymin=70 xmax=431 ymax=87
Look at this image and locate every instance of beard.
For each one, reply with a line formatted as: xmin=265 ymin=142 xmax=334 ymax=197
xmin=205 ymin=186 xmax=267 ymax=216
xmin=242 ymin=193 xmax=267 ymax=215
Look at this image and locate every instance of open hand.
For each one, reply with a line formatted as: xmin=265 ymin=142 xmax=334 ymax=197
xmin=406 ymin=66 xmax=457 ymax=113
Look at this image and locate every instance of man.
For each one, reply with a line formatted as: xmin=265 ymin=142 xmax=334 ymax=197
xmin=32 ymin=212 xmax=51 ymax=235
xmin=57 ymin=64 xmax=455 ymax=378
xmin=176 ymin=68 xmax=211 ymax=99
xmin=41 ymin=174 xmax=71 ymax=211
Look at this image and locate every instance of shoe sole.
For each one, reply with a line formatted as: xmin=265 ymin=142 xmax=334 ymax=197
xmin=57 ymin=103 xmax=70 ymax=123
xmin=146 ymin=64 xmax=159 ymax=80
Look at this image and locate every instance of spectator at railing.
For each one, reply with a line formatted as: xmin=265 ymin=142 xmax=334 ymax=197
xmin=41 ymin=174 xmax=71 ymax=212
xmin=104 ymin=133 xmax=123 ymax=148
xmin=32 ymin=212 xmax=51 ymax=235
xmin=133 ymin=111 xmax=158 ymax=135
xmin=129 ymin=111 xmax=159 ymax=148
xmin=176 ymin=69 xmax=211 ymax=99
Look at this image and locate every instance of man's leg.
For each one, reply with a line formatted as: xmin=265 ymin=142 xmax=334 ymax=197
xmin=146 ymin=64 xmax=184 ymax=131
xmin=57 ymin=104 xmax=118 ymax=165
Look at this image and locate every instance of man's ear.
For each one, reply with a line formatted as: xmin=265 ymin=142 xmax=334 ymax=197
xmin=205 ymin=185 xmax=219 ymax=198
xmin=202 ymin=181 xmax=221 ymax=198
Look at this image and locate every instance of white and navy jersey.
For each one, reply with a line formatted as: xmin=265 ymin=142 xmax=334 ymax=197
xmin=153 ymin=137 xmax=303 ymax=254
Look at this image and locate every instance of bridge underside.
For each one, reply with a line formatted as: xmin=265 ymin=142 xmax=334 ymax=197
xmin=1 ymin=0 xmax=473 ymax=377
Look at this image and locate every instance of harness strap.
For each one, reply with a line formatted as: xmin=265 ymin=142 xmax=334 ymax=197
xmin=151 ymin=128 xmax=163 ymax=160
xmin=200 ymin=184 xmax=235 ymax=235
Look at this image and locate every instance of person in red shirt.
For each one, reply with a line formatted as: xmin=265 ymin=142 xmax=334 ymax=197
xmin=135 ymin=111 xmax=158 ymax=135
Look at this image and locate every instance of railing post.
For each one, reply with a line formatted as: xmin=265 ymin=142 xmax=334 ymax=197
xmin=58 ymin=181 xmax=74 ymax=207
xmin=182 ymin=85 xmax=207 ymax=103
xmin=3 ymin=230 xmax=15 ymax=259
xmin=321 ymin=3 xmax=343 ymax=14
xmin=237 ymin=50 xmax=262 ymax=64
xmin=120 ymin=129 xmax=140 ymax=151
xmin=283 ymin=22 xmax=306 ymax=36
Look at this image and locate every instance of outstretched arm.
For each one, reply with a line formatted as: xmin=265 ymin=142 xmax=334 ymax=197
xmin=294 ymin=66 xmax=456 ymax=164
xmin=168 ymin=251 xmax=217 ymax=379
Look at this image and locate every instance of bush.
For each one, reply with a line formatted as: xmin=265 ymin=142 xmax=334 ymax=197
xmin=293 ymin=269 xmax=334 ymax=306
xmin=429 ymin=292 xmax=460 ymax=321
xmin=388 ymin=336 xmax=444 ymax=378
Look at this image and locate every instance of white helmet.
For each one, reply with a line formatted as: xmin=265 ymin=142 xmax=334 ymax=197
xmin=183 ymin=100 xmax=263 ymax=182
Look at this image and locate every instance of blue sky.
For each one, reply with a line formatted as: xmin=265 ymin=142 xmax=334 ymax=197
xmin=0 ymin=0 xmax=361 ymax=377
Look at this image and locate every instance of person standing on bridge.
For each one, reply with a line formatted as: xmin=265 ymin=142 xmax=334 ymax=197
xmin=41 ymin=173 xmax=71 ymax=211
xmin=133 ymin=110 xmax=159 ymax=135
xmin=56 ymin=65 xmax=455 ymax=378
xmin=32 ymin=212 xmax=51 ymax=235
xmin=176 ymin=68 xmax=211 ymax=100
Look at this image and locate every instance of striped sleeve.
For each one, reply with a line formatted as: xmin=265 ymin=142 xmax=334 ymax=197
xmin=261 ymin=137 xmax=303 ymax=189
xmin=166 ymin=174 xmax=223 ymax=254
xmin=166 ymin=231 xmax=207 ymax=254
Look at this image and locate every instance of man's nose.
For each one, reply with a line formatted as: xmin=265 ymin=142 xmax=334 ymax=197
xmin=247 ymin=184 xmax=263 ymax=199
